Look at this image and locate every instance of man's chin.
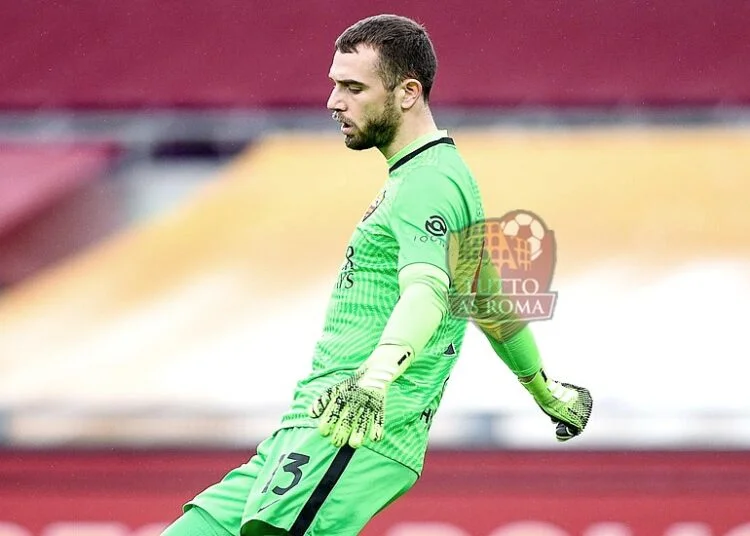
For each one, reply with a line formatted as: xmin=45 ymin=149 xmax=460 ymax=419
xmin=344 ymin=136 xmax=375 ymax=151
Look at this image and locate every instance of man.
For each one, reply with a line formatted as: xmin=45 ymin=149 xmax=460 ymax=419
xmin=162 ymin=14 xmax=591 ymax=536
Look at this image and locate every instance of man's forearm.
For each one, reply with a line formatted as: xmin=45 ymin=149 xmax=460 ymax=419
xmin=484 ymin=324 xmax=542 ymax=378
xmin=363 ymin=263 xmax=449 ymax=383
xmin=471 ymin=250 xmax=542 ymax=377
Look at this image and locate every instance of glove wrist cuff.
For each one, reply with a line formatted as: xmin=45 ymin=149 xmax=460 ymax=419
xmin=359 ymin=344 xmax=414 ymax=389
xmin=520 ymin=369 xmax=554 ymax=403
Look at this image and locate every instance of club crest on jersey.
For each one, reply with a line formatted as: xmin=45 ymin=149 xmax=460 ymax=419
xmin=362 ymin=189 xmax=386 ymax=221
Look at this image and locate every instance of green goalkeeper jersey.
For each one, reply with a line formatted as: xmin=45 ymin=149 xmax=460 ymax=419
xmin=280 ymin=130 xmax=485 ymax=474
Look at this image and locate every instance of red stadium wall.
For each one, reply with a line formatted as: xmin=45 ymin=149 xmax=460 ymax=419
xmin=1 ymin=0 xmax=749 ymax=109
xmin=1 ymin=450 xmax=748 ymax=536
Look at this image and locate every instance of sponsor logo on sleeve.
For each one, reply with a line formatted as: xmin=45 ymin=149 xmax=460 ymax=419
xmin=425 ymin=215 xmax=448 ymax=237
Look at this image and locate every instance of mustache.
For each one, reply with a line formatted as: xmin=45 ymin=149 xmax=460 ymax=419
xmin=331 ymin=111 xmax=353 ymax=125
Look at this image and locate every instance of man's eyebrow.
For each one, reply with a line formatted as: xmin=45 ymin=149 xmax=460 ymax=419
xmin=329 ymin=77 xmax=367 ymax=86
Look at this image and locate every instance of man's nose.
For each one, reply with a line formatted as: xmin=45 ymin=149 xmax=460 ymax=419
xmin=327 ymin=87 xmax=346 ymax=112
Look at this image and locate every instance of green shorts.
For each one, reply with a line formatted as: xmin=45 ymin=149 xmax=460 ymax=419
xmin=185 ymin=426 xmax=418 ymax=536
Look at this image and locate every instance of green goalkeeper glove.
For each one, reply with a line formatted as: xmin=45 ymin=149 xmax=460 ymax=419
xmin=309 ymin=345 xmax=413 ymax=449
xmin=521 ymin=369 xmax=593 ymax=441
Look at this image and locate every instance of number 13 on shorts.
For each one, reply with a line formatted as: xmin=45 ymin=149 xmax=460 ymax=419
xmin=261 ymin=452 xmax=311 ymax=498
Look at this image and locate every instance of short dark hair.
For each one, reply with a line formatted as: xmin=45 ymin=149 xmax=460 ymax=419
xmin=335 ymin=14 xmax=438 ymax=103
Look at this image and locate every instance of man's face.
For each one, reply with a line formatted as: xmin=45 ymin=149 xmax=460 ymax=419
xmin=327 ymin=45 xmax=402 ymax=151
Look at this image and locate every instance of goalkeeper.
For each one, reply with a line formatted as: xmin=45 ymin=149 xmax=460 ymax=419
xmin=162 ymin=13 xmax=591 ymax=536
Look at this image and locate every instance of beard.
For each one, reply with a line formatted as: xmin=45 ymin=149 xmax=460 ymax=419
xmin=343 ymin=94 xmax=401 ymax=151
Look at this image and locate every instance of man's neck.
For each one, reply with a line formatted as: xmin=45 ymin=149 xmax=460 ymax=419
xmin=380 ymin=109 xmax=438 ymax=160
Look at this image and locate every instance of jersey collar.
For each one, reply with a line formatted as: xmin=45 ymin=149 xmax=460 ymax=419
xmin=387 ymin=130 xmax=454 ymax=173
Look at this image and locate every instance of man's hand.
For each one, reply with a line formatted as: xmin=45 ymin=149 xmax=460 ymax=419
xmin=309 ymin=368 xmax=387 ymax=449
xmin=309 ymin=345 xmax=412 ymax=449
xmin=520 ymin=370 xmax=593 ymax=441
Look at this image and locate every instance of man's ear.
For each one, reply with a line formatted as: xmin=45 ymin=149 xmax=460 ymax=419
xmin=399 ymin=78 xmax=423 ymax=110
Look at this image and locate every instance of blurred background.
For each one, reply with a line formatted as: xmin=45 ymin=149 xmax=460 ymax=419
xmin=1 ymin=1 xmax=749 ymax=535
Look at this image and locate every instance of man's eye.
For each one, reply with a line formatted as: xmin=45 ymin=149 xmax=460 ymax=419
xmin=348 ymin=87 xmax=362 ymax=94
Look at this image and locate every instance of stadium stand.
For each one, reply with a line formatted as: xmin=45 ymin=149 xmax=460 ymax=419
xmin=1 ymin=128 xmax=749 ymax=448
xmin=0 ymin=143 xmax=119 ymax=286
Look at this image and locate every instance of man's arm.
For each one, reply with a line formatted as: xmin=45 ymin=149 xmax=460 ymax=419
xmin=472 ymin=249 xmax=593 ymax=441
xmin=471 ymin=248 xmax=541 ymax=377
xmin=370 ymin=262 xmax=450 ymax=376
xmin=309 ymin=262 xmax=449 ymax=448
